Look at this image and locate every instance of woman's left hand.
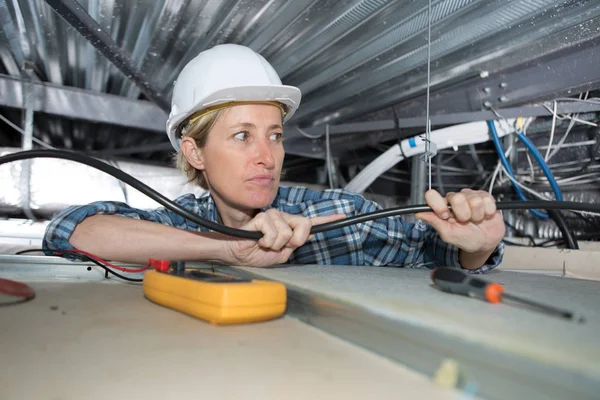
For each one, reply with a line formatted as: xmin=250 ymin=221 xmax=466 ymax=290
xmin=415 ymin=189 xmax=505 ymax=254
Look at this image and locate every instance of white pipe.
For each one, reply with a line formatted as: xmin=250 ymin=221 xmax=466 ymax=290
xmin=345 ymin=119 xmax=518 ymax=193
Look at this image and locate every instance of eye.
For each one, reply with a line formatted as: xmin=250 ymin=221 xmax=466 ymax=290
xmin=233 ymin=131 xmax=249 ymax=141
xmin=270 ymin=132 xmax=283 ymax=142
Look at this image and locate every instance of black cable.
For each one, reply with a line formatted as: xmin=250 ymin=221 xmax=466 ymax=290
xmin=73 ymin=254 xmax=144 ymax=282
xmin=15 ymin=249 xmax=45 ymax=255
xmin=17 ymin=249 xmax=144 ymax=282
xmin=3 ymin=150 xmax=600 ymax=240
xmin=547 ymin=210 xmax=579 ymax=250
xmin=311 ymin=200 xmax=600 ymax=233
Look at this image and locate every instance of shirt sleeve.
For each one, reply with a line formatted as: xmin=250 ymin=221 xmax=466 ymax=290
xmin=42 ymin=194 xmax=203 ymax=254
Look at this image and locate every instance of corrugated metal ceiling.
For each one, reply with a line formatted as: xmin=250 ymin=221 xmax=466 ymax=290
xmin=1 ymin=0 xmax=600 ymax=155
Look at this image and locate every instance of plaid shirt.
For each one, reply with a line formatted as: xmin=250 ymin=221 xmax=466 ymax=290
xmin=43 ymin=186 xmax=503 ymax=272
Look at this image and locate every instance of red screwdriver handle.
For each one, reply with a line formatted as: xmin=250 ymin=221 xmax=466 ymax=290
xmin=431 ymin=268 xmax=504 ymax=303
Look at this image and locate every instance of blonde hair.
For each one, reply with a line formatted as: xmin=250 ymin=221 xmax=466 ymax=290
xmin=175 ymin=102 xmax=287 ymax=189
xmin=174 ymin=109 xmax=226 ymax=189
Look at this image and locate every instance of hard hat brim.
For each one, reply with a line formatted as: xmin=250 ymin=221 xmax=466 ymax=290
xmin=167 ymin=85 xmax=302 ymax=151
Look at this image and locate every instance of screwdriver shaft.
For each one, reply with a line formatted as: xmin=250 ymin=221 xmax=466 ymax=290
xmin=501 ymin=292 xmax=585 ymax=323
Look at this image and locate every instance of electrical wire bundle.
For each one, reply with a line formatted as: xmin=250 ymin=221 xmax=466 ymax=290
xmin=487 ymin=118 xmax=579 ymax=249
xmin=485 ymin=97 xmax=600 ymax=249
xmin=488 ymin=119 xmax=563 ymax=218
xmin=511 ymin=127 xmax=599 ymax=193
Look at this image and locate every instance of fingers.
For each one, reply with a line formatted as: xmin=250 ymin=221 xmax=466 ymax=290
xmin=419 ymin=189 xmax=501 ymax=253
xmin=250 ymin=211 xmax=346 ymax=251
xmin=263 ymin=209 xmax=294 ymax=250
xmin=285 ymin=213 xmax=346 ymax=247
xmin=465 ymin=190 xmax=485 ymax=222
xmin=419 ymin=191 xmax=453 ymax=240
xmin=445 ymin=191 xmax=470 ymax=222
xmin=462 ymin=189 xmax=497 ymax=221
xmin=445 ymin=189 xmax=497 ymax=223
xmin=247 ymin=211 xmax=346 ymax=251
xmin=249 ymin=211 xmax=276 ymax=248
xmin=425 ymin=189 xmax=450 ymax=220
xmin=482 ymin=192 xmax=497 ymax=218
xmin=283 ymin=214 xmax=312 ymax=248
xmin=250 ymin=210 xmax=291 ymax=250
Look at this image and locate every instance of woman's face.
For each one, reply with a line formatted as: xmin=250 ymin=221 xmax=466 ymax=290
xmin=196 ymin=103 xmax=285 ymax=212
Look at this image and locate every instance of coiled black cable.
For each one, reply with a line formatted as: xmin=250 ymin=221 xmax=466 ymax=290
xmin=547 ymin=210 xmax=579 ymax=250
xmin=2 ymin=149 xmax=600 ymax=240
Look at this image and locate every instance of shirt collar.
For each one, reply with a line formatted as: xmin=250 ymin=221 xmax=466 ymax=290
xmin=201 ymin=194 xmax=221 ymax=223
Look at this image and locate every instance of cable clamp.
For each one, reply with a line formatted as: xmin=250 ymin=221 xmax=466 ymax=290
xmin=419 ymin=136 xmax=438 ymax=162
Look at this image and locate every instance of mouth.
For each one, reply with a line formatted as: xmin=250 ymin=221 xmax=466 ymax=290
xmin=247 ymin=175 xmax=275 ymax=185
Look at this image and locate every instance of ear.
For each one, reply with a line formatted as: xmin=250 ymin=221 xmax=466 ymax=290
xmin=181 ymin=136 xmax=205 ymax=170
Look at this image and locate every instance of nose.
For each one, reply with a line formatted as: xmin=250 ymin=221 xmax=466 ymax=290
xmin=254 ymin=138 xmax=275 ymax=169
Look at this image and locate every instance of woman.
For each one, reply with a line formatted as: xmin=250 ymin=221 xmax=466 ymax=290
xmin=43 ymin=44 xmax=505 ymax=272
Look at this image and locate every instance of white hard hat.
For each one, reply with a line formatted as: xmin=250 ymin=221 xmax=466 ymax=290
xmin=166 ymin=44 xmax=302 ymax=151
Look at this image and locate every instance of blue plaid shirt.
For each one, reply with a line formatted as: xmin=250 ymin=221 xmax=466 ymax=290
xmin=43 ymin=186 xmax=503 ymax=272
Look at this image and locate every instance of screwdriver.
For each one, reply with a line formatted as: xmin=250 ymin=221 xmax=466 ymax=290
xmin=431 ymin=268 xmax=585 ymax=323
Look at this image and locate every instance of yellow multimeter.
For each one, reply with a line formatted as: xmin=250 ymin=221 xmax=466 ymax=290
xmin=143 ymin=260 xmax=286 ymax=325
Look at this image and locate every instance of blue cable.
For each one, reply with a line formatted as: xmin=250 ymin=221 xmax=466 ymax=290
xmin=487 ymin=120 xmax=548 ymax=219
xmin=516 ymin=132 xmax=563 ymax=201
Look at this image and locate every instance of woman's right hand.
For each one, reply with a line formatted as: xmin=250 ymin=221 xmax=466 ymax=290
xmin=224 ymin=209 xmax=345 ymax=267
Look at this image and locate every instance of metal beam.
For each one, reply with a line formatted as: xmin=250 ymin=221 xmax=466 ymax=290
xmin=284 ymin=130 xmax=400 ymax=159
xmin=0 ymin=74 xmax=167 ymax=132
xmin=395 ymin=102 xmax=600 ymax=128
xmin=286 ymin=120 xmax=396 ymax=140
xmin=286 ymin=101 xmax=600 ymax=141
xmin=391 ymin=43 xmax=600 ymax=125
xmin=43 ymin=0 xmax=170 ymax=112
